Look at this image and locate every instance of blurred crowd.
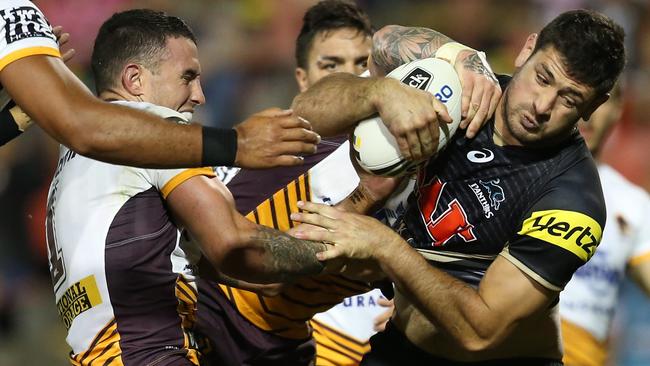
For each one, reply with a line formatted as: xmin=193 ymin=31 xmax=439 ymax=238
xmin=1 ymin=0 xmax=649 ymax=364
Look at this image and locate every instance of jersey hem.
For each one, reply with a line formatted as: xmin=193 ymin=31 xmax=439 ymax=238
xmin=500 ymin=249 xmax=562 ymax=291
xmin=0 ymin=46 xmax=60 ymax=72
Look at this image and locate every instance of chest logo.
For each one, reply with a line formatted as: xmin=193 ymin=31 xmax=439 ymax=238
xmin=467 ymin=148 xmax=494 ymax=163
xmin=469 ymin=178 xmax=505 ymax=218
xmin=418 ymin=178 xmax=476 ymax=246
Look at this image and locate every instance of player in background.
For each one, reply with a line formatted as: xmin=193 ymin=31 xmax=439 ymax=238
xmin=560 ymin=85 xmax=650 ymax=366
xmin=196 ymin=3 xmax=380 ymax=365
xmin=0 ymin=0 xmax=320 ymax=169
xmin=46 ymin=10 xmax=330 ymax=365
xmin=291 ymin=9 xmax=625 ymax=365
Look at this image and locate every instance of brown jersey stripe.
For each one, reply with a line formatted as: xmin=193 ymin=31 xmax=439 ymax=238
xmin=176 ymin=281 xmax=197 ymax=303
xmin=87 ymin=340 xmax=120 ymax=366
xmin=76 ymin=319 xmax=118 ymax=364
xmin=311 ymin=319 xmax=368 ymax=348
xmin=268 ymin=196 xmax=281 ymax=230
xmin=271 ymin=191 xmax=291 ymax=230
xmin=177 ymin=276 xmax=198 ymax=297
xmin=283 ymin=186 xmax=295 ymax=229
xmin=312 ymin=333 xmax=362 ymax=364
xmin=304 ymin=172 xmax=312 ymax=202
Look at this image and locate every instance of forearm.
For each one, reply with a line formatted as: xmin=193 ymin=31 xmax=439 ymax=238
xmin=1 ymin=55 xmax=235 ymax=168
xmin=376 ymin=240 xmax=507 ymax=350
xmin=371 ymin=25 xmax=453 ymax=75
xmin=292 ymin=73 xmax=383 ymax=136
xmin=222 ymin=225 xmax=327 ymax=284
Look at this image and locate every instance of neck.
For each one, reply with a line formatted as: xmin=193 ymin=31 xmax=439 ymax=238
xmin=98 ymin=89 xmax=140 ymax=103
xmin=493 ymin=100 xmax=520 ymax=147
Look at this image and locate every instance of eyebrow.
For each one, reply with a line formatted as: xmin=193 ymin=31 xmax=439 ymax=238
xmin=540 ymin=63 xmax=585 ymax=101
xmin=182 ymin=69 xmax=200 ymax=79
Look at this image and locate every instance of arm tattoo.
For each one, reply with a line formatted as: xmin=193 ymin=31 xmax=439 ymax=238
xmin=372 ymin=26 xmax=453 ymax=74
xmin=462 ymin=53 xmax=498 ymax=83
xmin=251 ymin=226 xmax=327 ymax=282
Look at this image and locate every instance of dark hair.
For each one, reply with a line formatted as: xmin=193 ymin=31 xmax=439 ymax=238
xmin=295 ymin=0 xmax=373 ymax=68
xmin=91 ymin=9 xmax=197 ymax=93
xmin=533 ymin=9 xmax=625 ymax=96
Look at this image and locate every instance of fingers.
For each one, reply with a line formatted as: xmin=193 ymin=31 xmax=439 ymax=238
xmin=377 ymin=297 xmax=393 ymax=307
xmin=257 ymin=107 xmax=293 ymax=118
xmin=460 ymin=79 xmax=473 ymax=127
xmin=466 ymin=88 xmax=491 ymax=138
xmin=316 ymin=246 xmax=344 ymax=261
xmin=273 ymin=141 xmax=316 ymax=156
xmin=277 ymin=126 xmax=320 ymax=144
xmin=265 ymin=155 xmax=305 ymax=167
xmin=61 ymin=49 xmax=76 ymax=63
xmin=406 ymin=131 xmax=423 ymax=161
xmin=290 ymin=211 xmax=336 ymax=233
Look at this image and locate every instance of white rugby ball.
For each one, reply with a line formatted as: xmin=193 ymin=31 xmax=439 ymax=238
xmin=352 ymin=58 xmax=463 ymax=176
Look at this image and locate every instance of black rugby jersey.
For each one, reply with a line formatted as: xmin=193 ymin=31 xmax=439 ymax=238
xmin=396 ymin=77 xmax=605 ymax=291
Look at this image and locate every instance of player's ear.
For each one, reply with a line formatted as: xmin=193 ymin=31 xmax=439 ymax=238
xmin=122 ymin=63 xmax=145 ymax=97
xmin=514 ymin=33 xmax=538 ymax=68
xmin=295 ymin=67 xmax=309 ymax=92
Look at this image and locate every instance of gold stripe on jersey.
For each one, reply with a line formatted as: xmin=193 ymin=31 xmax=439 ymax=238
xmin=628 ymin=251 xmax=650 ymax=267
xmin=71 ymin=319 xmax=124 ymax=366
xmin=561 ymin=319 xmax=607 ymax=366
xmin=0 ymin=46 xmax=61 ymax=72
xmin=311 ymin=318 xmax=368 ymax=366
xmin=160 ymin=167 xmax=215 ymax=199
xmin=175 ymin=275 xmax=200 ymax=365
xmin=222 ymin=172 xmax=371 ymax=338
xmin=175 ymin=275 xmax=198 ymax=329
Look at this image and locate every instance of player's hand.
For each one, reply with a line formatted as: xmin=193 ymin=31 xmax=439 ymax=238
xmin=233 ymin=108 xmax=320 ymax=168
xmin=52 ymin=25 xmax=75 ymax=63
xmin=373 ymin=298 xmax=394 ymax=331
xmin=453 ymin=50 xmax=501 ymax=138
xmin=374 ymin=78 xmax=453 ymax=161
xmin=290 ymin=201 xmax=402 ymax=261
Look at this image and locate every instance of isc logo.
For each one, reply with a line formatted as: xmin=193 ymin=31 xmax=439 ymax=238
xmin=401 ymin=67 xmax=432 ymax=90
xmin=518 ymin=210 xmax=602 ymax=261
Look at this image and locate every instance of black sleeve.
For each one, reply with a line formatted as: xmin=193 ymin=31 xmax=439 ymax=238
xmin=501 ymin=155 xmax=606 ymax=291
xmin=201 ymin=126 xmax=238 ymax=167
xmin=0 ymin=100 xmax=22 ymax=146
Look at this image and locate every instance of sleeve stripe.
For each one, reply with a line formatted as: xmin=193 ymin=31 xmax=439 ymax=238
xmin=628 ymin=251 xmax=650 ymax=267
xmin=160 ymin=167 xmax=215 ymax=198
xmin=0 ymin=46 xmax=61 ymax=72
xmin=500 ymin=249 xmax=562 ymax=291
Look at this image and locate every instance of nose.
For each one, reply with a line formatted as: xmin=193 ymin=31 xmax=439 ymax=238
xmin=533 ymin=89 xmax=555 ymax=121
xmin=341 ymin=61 xmax=359 ymax=75
xmin=191 ymin=80 xmax=206 ymax=106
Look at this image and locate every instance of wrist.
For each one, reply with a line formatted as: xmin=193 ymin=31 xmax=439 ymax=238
xmin=201 ymin=126 xmax=238 ymax=167
xmin=435 ymin=41 xmax=476 ymax=66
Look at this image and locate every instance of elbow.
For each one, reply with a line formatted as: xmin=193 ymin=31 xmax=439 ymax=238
xmin=456 ymin=328 xmax=504 ymax=352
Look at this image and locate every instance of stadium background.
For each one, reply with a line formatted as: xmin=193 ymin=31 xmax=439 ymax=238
xmin=1 ymin=0 xmax=649 ymax=364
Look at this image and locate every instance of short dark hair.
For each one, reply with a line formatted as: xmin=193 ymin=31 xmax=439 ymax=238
xmin=295 ymin=0 xmax=373 ymax=69
xmin=533 ymin=9 xmax=625 ymax=96
xmin=91 ymin=9 xmax=197 ymax=93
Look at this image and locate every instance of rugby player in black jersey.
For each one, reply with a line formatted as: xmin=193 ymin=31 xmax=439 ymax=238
xmin=290 ymin=9 xmax=625 ymax=366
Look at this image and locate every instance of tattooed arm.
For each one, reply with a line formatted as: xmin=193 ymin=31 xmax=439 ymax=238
xmin=167 ymin=175 xmax=327 ymax=284
xmin=198 ymin=258 xmax=284 ymax=296
xmin=370 ymin=25 xmax=502 ymax=137
xmin=370 ymin=25 xmax=453 ymax=76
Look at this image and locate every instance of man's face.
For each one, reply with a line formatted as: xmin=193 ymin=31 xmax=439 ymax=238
xmin=501 ymin=45 xmax=602 ymax=147
xmin=140 ymin=36 xmax=205 ymax=119
xmin=296 ymin=27 xmax=371 ymax=92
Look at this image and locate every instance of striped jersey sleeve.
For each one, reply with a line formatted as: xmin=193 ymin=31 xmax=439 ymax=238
xmin=0 ymin=0 xmax=60 ymax=72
